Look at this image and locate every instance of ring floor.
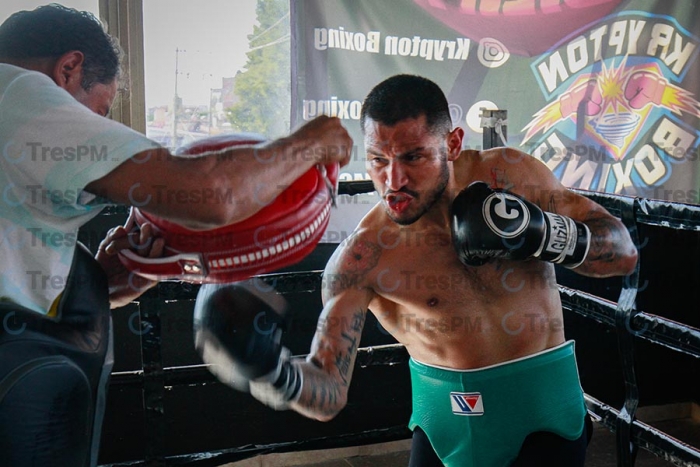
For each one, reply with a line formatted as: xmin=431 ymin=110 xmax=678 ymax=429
xmin=222 ymin=403 xmax=700 ymax=467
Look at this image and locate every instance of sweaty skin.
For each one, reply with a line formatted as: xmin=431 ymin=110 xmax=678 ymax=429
xmin=288 ymin=115 xmax=638 ymax=421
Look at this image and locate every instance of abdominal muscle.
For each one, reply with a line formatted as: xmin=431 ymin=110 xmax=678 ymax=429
xmin=368 ymin=255 xmax=566 ymax=370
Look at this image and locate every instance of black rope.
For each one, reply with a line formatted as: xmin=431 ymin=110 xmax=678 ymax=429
xmin=559 ymin=287 xmax=700 ymax=359
xmin=586 ymin=394 xmax=700 ymax=467
xmin=111 ymin=343 xmax=409 ymax=387
xmin=615 ymin=196 xmax=642 ymax=466
xmin=99 ymin=425 xmax=412 ymax=467
xmin=97 ymin=181 xmax=700 ymax=232
xmin=97 ymin=184 xmax=700 ymax=466
xmin=138 ymin=293 xmax=167 ymax=466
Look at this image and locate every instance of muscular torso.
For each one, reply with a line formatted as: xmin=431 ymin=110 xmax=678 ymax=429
xmin=345 ymin=151 xmax=567 ymax=369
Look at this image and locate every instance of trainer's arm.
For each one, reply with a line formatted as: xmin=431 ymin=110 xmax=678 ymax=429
xmin=85 ymin=116 xmax=351 ymax=230
xmin=95 ymin=212 xmax=164 ymax=308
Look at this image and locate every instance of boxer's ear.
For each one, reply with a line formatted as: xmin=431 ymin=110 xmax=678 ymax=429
xmin=447 ymin=127 xmax=464 ymax=162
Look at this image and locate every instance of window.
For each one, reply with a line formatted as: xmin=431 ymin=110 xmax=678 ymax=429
xmin=1 ymin=0 xmax=291 ymax=152
xmin=142 ymin=0 xmax=291 ymax=151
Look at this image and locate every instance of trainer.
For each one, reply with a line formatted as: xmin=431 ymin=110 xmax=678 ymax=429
xmin=0 ymin=4 xmax=351 ymax=467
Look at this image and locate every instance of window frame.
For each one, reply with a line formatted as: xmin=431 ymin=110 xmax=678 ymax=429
xmin=98 ymin=0 xmax=146 ymax=133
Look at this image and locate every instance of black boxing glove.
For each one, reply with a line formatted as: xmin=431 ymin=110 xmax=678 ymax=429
xmin=451 ymin=181 xmax=590 ymax=268
xmin=193 ymin=280 xmax=302 ymax=410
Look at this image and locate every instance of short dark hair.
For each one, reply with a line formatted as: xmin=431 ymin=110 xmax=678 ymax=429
xmin=0 ymin=3 xmax=122 ymax=89
xmin=360 ymin=74 xmax=452 ymax=135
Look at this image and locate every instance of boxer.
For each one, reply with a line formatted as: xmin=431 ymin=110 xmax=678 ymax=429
xmin=194 ymin=74 xmax=638 ymax=466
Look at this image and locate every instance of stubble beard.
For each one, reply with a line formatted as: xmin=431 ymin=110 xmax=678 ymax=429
xmin=385 ymin=157 xmax=449 ymax=226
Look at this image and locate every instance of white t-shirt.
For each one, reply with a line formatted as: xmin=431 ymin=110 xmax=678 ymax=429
xmin=0 ymin=64 xmax=161 ymax=315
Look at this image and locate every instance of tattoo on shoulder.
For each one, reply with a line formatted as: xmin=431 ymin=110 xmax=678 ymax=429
xmin=490 ymin=168 xmax=513 ymax=190
xmin=325 ymin=236 xmax=381 ymax=297
xmin=343 ymin=235 xmax=382 ymax=273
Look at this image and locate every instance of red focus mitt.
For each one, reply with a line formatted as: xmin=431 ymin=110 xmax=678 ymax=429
xmin=117 ymin=133 xmax=338 ymax=283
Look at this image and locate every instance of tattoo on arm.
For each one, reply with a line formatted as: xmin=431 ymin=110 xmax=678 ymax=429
xmin=335 ymin=309 xmax=365 ymax=384
xmin=305 ymin=361 xmax=342 ymax=415
xmin=324 ymin=236 xmax=381 ymax=299
xmin=583 ymin=215 xmax=622 ymax=263
xmin=548 ymin=195 xmax=630 ymax=265
xmin=301 ymin=309 xmax=366 ymax=417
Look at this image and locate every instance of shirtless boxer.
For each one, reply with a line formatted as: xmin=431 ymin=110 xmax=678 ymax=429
xmin=195 ymin=74 xmax=638 ymax=466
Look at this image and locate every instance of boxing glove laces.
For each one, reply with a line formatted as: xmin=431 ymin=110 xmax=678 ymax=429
xmin=451 ymin=182 xmax=590 ymax=268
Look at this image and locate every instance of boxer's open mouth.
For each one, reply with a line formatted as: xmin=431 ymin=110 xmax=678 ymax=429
xmin=386 ymin=193 xmax=413 ymax=214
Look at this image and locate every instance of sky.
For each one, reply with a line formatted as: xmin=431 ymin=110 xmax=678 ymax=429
xmin=0 ymin=0 xmax=258 ymax=107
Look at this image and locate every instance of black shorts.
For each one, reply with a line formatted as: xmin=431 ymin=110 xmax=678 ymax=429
xmin=409 ymin=413 xmax=593 ymax=467
xmin=0 ymin=243 xmax=112 ymax=467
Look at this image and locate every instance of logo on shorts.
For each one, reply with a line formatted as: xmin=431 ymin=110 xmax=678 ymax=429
xmin=450 ymin=392 xmax=484 ymax=416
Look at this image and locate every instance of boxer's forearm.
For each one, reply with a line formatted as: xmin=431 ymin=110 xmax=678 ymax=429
xmin=570 ymin=214 xmax=638 ymax=278
xmin=289 ymin=360 xmax=350 ymax=422
xmin=287 ymin=304 xmax=366 ymax=421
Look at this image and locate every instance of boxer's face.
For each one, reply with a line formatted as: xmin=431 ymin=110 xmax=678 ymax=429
xmin=364 ymin=114 xmax=456 ymax=225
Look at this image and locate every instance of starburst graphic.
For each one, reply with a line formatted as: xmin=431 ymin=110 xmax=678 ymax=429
xmin=521 ymin=58 xmax=700 ymax=160
xmin=658 ymin=80 xmax=700 ymax=117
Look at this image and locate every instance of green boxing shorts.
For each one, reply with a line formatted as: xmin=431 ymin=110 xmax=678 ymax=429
xmin=408 ymin=340 xmax=587 ymax=467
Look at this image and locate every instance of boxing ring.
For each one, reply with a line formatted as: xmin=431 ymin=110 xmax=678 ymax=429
xmin=86 ymin=110 xmax=700 ymax=467
xmin=86 ymin=178 xmax=700 ymax=467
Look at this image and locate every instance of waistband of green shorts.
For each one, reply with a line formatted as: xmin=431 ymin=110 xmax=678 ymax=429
xmin=409 ymin=340 xmax=576 ymax=384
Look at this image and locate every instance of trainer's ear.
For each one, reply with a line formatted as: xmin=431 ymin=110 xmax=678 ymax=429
xmin=447 ymin=126 xmax=464 ymax=161
xmin=52 ymin=50 xmax=85 ymax=94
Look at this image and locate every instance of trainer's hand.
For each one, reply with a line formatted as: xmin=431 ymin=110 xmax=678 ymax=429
xmin=95 ymin=211 xmax=165 ymax=308
xmin=193 ymin=281 xmax=302 ymax=410
xmin=289 ymin=115 xmax=353 ymax=168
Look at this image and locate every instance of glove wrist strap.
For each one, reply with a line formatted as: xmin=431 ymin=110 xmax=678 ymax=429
xmin=249 ymin=350 xmax=303 ymax=410
xmin=539 ymin=212 xmax=591 ymax=267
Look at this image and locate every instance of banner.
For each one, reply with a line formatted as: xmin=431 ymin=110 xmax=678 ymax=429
xmin=291 ymin=0 xmax=700 ymax=205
